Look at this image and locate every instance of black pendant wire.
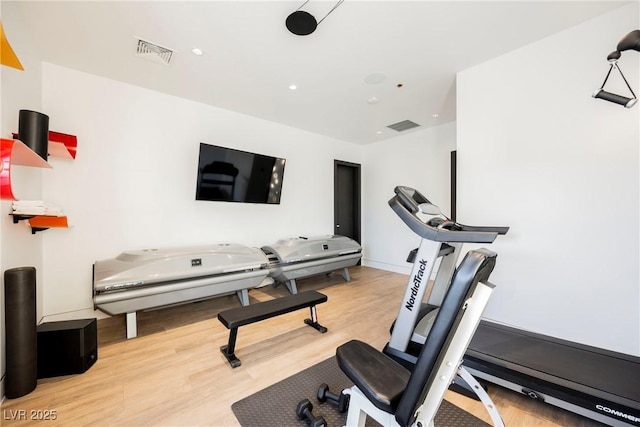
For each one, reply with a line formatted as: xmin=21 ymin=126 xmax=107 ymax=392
xmin=616 ymin=63 xmax=637 ymax=99
xmin=295 ymin=0 xmax=310 ymax=12
xmin=317 ymin=0 xmax=345 ymax=26
xmin=598 ymin=64 xmax=614 ymax=90
xmin=600 ymin=62 xmax=637 ymax=99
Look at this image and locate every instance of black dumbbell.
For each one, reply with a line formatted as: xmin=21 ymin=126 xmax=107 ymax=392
xmin=317 ymin=383 xmax=349 ymax=413
xmin=295 ymin=399 xmax=327 ymax=427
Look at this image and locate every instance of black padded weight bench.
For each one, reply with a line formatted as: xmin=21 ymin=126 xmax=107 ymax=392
xmin=331 ymin=249 xmax=505 ymax=427
xmin=218 ymin=290 xmax=328 ymax=368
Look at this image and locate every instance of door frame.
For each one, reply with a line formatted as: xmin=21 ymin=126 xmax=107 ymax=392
xmin=451 ymin=150 xmax=457 ymax=222
xmin=334 ymin=160 xmax=361 ymax=243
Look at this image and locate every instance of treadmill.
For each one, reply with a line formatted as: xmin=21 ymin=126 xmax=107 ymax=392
xmin=385 ymin=186 xmax=640 ymax=427
xmin=464 ymin=322 xmax=640 ymax=427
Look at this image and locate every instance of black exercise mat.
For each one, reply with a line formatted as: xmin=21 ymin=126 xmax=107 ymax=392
xmin=232 ymin=356 xmax=490 ymax=427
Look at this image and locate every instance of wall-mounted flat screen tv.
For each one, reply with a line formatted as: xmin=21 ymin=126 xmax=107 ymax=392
xmin=195 ymin=143 xmax=286 ymax=204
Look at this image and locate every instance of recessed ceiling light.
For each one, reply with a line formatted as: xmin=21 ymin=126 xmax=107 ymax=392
xmin=367 ymin=96 xmax=380 ymax=104
xmin=376 ymin=131 xmax=382 ymax=134
xmin=289 ymin=84 xmax=297 ymax=90
xmin=432 ymin=113 xmax=440 ymax=118
xmin=191 ymin=48 xmax=204 ymax=56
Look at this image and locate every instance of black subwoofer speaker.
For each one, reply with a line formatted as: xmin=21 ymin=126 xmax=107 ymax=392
xmin=18 ymin=109 xmax=49 ymax=160
xmin=37 ymin=318 xmax=98 ymax=378
xmin=4 ymin=266 xmax=38 ymax=399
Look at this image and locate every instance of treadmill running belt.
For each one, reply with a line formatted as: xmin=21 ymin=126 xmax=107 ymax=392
xmin=468 ymin=322 xmax=640 ymax=405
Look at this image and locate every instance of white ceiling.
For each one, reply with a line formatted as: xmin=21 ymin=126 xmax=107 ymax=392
xmin=9 ymin=1 xmax=630 ymax=144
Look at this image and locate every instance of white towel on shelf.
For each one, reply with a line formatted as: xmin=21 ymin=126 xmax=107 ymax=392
xmin=12 ymin=208 xmax=47 ymax=215
xmin=12 ymin=200 xmax=63 ymax=216
xmin=12 ymin=200 xmax=46 ymax=208
xmin=11 ymin=201 xmax=47 ymax=210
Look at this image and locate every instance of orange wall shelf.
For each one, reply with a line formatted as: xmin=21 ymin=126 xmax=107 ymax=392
xmin=12 ymin=130 xmax=78 ymax=160
xmin=10 ymin=214 xmax=69 ymax=234
xmin=1 ymin=138 xmax=52 ymax=200
xmin=2 ymin=137 xmax=73 ymax=234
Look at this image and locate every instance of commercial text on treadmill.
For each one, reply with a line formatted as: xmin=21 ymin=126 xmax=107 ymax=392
xmin=405 ymin=259 xmax=428 ymax=311
xmin=596 ymin=405 xmax=640 ymax=423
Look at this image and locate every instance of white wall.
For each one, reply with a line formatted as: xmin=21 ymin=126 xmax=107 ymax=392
xmin=39 ymin=63 xmax=363 ymax=317
xmin=457 ymin=4 xmax=639 ymax=355
xmin=362 ymin=122 xmax=456 ymax=274
xmin=0 ymin=2 xmax=45 ymax=399
xmin=3 ymin=2 xmax=637 ymax=405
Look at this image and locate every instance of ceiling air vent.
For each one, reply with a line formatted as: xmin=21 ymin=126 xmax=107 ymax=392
xmin=387 ymin=120 xmax=421 ymax=132
xmin=135 ymin=38 xmax=174 ymax=65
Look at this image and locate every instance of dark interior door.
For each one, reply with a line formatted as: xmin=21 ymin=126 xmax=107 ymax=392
xmin=334 ymin=160 xmax=361 ymax=242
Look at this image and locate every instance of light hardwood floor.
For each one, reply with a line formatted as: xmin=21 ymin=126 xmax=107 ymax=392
xmin=1 ymin=266 xmax=606 ymax=426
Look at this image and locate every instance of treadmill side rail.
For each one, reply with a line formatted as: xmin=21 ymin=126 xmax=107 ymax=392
xmin=464 ymin=365 xmax=640 ymax=427
xmin=465 ymin=321 xmax=640 ymax=427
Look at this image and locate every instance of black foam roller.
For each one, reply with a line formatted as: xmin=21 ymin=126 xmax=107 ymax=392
xmin=18 ymin=110 xmax=49 ymax=160
xmin=4 ymin=267 xmax=38 ymax=398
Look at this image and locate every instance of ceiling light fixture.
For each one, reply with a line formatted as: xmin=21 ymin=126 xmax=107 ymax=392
xmin=191 ymin=48 xmax=204 ymax=56
xmin=286 ymin=0 xmax=344 ymax=36
xmin=367 ymin=96 xmax=380 ymax=104
xmin=289 ymin=84 xmax=297 ymax=90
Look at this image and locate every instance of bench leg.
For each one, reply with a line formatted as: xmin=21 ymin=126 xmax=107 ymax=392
xmin=304 ymin=305 xmax=327 ymax=333
xmin=220 ymin=327 xmax=241 ymax=368
xmin=344 ymin=386 xmax=399 ymax=427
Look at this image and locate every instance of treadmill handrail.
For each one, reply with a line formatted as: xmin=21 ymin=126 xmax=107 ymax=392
xmin=388 ymin=196 xmax=504 ymax=243
xmin=395 ymin=185 xmax=432 ymax=213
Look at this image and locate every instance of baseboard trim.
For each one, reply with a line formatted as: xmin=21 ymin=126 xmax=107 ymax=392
xmin=361 ymin=259 xmax=411 ymax=275
xmin=41 ymin=308 xmax=109 ymax=324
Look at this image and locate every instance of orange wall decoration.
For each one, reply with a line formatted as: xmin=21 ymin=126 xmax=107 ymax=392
xmin=1 ymin=138 xmax=52 ymax=200
xmin=0 ymin=20 xmax=24 ymax=71
xmin=12 ymin=131 xmax=78 ymax=160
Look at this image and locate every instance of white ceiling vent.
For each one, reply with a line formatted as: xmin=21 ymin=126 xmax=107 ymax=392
xmin=387 ymin=120 xmax=421 ymax=132
xmin=135 ymin=38 xmax=174 ymax=65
